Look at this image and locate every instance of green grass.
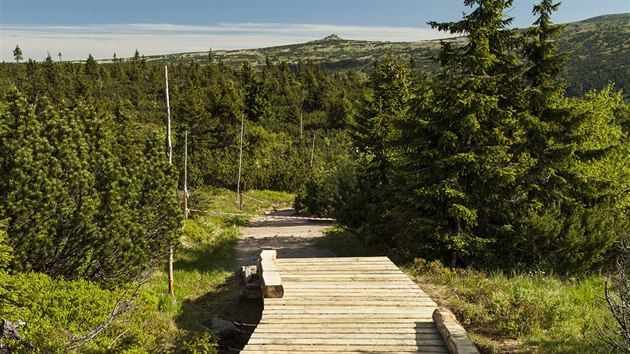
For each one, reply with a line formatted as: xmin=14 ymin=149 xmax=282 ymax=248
xmin=190 ymin=187 xmax=294 ymax=226
xmin=407 ymin=260 xmax=614 ymax=353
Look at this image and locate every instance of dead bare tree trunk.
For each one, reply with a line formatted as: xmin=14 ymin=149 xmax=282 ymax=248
xmin=236 ymin=114 xmax=244 ymax=209
xmin=184 ymin=130 xmax=189 ymax=224
xmin=165 ymin=66 xmax=174 ymax=298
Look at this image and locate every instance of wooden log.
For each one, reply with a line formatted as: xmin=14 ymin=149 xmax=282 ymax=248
xmin=432 ymin=307 xmax=480 ymax=354
xmin=258 ymin=250 xmax=284 ymax=298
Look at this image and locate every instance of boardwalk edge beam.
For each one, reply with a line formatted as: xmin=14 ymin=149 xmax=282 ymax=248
xmin=433 ymin=307 xmax=480 ymax=354
xmin=258 ymin=250 xmax=284 ymax=298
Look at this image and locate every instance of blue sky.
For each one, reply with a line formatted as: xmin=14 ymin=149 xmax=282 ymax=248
xmin=1 ymin=0 xmax=628 ymax=61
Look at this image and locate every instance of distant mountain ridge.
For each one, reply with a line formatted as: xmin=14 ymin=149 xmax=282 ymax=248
xmin=128 ymin=13 xmax=630 ymax=99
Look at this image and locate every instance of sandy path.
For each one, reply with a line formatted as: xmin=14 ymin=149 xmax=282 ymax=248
xmin=234 ymin=208 xmax=336 ymax=269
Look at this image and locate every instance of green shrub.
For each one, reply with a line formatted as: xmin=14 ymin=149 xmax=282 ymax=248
xmin=0 ymin=93 xmax=181 ymax=285
xmin=295 ymin=162 xmax=357 ymax=217
xmin=0 ymin=271 xmax=118 ymax=351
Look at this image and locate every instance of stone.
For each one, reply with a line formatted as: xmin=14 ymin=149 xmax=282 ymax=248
xmin=241 ymin=265 xmax=259 ymax=284
xmin=205 ymin=318 xmax=241 ymax=338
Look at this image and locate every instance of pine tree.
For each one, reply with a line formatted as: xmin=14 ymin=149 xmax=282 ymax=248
xmin=344 ymin=54 xmax=412 ymax=245
xmin=0 ymin=91 xmax=181 ymax=284
xmin=13 ymin=45 xmax=23 ymax=63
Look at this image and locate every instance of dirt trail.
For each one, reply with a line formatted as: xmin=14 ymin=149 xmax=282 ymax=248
xmin=219 ymin=209 xmax=335 ymax=353
xmin=234 ymin=208 xmax=336 ymax=268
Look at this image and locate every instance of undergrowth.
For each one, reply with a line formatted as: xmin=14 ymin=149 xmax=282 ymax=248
xmin=0 ymin=188 xmax=293 ymax=353
xmin=317 ymin=226 xmax=387 ymax=257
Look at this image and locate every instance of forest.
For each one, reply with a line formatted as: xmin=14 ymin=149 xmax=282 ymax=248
xmin=0 ymin=0 xmax=628 ymax=352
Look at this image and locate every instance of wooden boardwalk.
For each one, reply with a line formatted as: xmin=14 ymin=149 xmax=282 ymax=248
xmin=241 ymin=255 xmax=451 ymax=354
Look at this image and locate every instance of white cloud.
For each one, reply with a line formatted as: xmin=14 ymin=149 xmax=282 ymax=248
xmin=0 ymin=23 xmax=445 ymax=61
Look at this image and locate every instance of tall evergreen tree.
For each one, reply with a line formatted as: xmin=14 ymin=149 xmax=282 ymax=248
xmin=343 ymin=54 xmax=412 ymax=244
xmin=13 ymin=45 xmax=23 ymax=63
xmin=509 ymin=1 xmax=629 ymax=272
xmin=398 ymin=0 xmax=525 ymax=265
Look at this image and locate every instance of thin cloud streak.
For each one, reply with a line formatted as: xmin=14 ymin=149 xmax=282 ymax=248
xmin=1 ymin=23 xmax=445 ymax=61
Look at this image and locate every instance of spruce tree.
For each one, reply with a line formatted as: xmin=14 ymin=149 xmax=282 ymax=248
xmin=345 ymin=54 xmax=412 ymax=245
xmin=512 ymin=1 xmax=629 ymax=272
xmin=399 ymin=0 xmax=525 ymax=265
xmin=13 ymin=45 xmax=23 ymax=63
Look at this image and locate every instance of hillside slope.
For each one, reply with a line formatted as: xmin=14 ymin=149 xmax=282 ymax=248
xmin=135 ymin=13 xmax=630 ymax=98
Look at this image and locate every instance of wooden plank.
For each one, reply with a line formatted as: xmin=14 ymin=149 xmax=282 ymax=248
xmin=282 ymin=284 xmax=418 ymax=289
xmin=260 ymin=249 xmax=277 ymax=260
xmin=263 ymin=303 xmax=436 ymax=308
xmin=246 ymin=338 xmax=447 ymax=346
xmin=266 ymin=294 xmax=434 ymax=298
xmin=254 ymin=322 xmax=439 ymax=329
xmin=277 ymin=264 xmax=400 ymax=269
xmin=260 ymin=316 xmax=436 ymax=322
xmin=277 ymin=263 xmax=400 ymax=268
xmin=259 ymin=318 xmax=435 ymax=324
xmin=240 ymin=350 xmax=448 ymax=354
xmin=264 ymin=301 xmax=437 ymax=307
xmin=242 ymin=255 xmax=452 ymax=354
xmin=271 ymin=300 xmax=434 ymax=305
xmin=256 ymin=323 xmax=440 ymax=335
xmin=242 ymin=349 xmax=448 ymax=354
xmin=281 ymin=273 xmax=413 ymax=279
xmin=275 ymin=256 xmax=391 ymax=262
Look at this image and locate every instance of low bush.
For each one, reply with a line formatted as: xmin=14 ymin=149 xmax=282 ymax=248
xmin=0 ymin=271 xmax=119 ymax=351
xmin=0 ymin=188 xmax=289 ymax=352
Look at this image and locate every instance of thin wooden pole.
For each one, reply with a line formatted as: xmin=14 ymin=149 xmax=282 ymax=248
xmin=184 ymin=130 xmax=189 ymax=223
xmin=299 ymin=92 xmax=305 ymax=141
xmin=236 ymin=114 xmax=244 ymax=208
xmin=310 ymin=131 xmax=316 ymax=167
xmin=165 ymin=66 xmax=174 ymax=298
xmin=165 ymin=66 xmax=173 ymax=164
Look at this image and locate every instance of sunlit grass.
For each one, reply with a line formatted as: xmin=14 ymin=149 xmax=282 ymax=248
xmin=407 ymin=259 xmax=614 ymax=353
